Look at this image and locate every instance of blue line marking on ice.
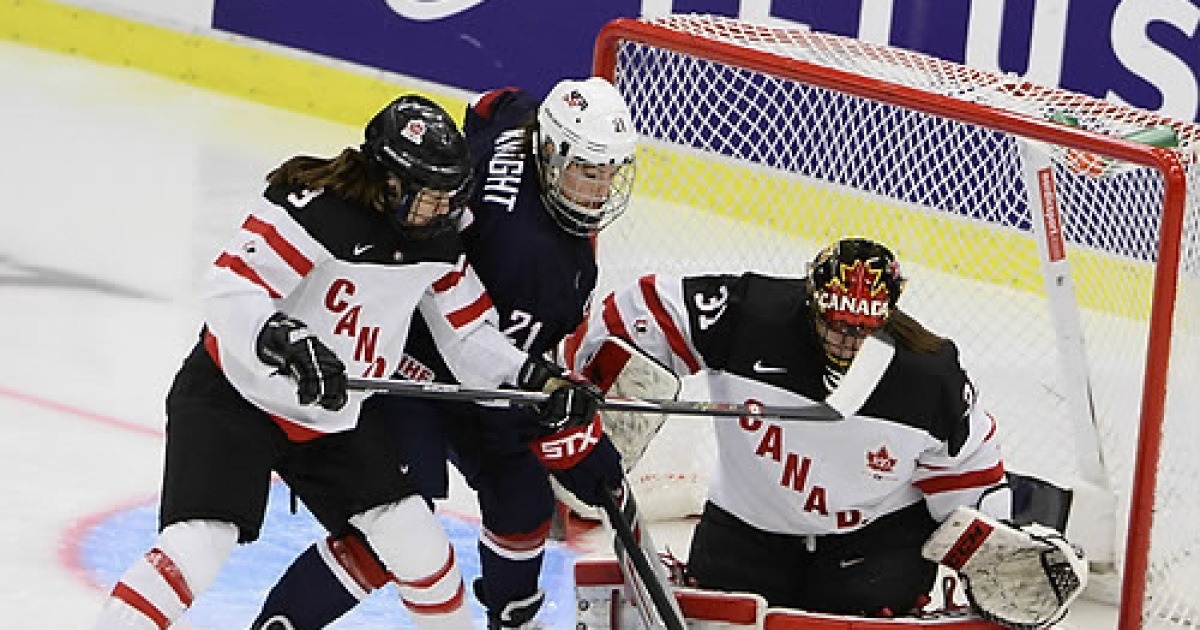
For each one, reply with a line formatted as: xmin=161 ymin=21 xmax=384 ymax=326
xmin=78 ymin=482 xmax=579 ymax=628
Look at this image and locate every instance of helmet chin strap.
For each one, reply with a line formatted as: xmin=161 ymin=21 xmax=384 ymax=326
xmin=821 ymin=362 xmax=845 ymax=394
xmin=821 ymin=341 xmax=856 ymax=393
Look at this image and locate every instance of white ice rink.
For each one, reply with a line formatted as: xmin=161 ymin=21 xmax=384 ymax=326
xmin=0 ymin=39 xmax=518 ymax=628
xmin=0 ymin=40 xmax=1122 ymax=629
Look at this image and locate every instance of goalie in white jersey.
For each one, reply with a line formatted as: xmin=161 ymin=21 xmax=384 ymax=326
xmin=90 ymin=94 xmax=603 ymax=630
xmin=566 ymin=237 xmax=1012 ymax=618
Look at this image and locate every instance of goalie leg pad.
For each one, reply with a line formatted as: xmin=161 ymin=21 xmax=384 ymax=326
xmin=575 ymin=558 xmax=766 ymax=629
xmin=922 ymin=506 xmax=1087 ymax=630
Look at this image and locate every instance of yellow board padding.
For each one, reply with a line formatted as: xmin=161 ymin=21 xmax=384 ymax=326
xmin=631 ymin=143 xmax=1155 ymax=320
xmin=0 ymin=0 xmax=469 ymax=126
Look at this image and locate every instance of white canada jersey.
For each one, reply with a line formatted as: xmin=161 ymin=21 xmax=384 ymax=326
xmin=201 ymin=183 xmax=528 ymax=439
xmin=565 ymin=272 xmax=1007 ymax=536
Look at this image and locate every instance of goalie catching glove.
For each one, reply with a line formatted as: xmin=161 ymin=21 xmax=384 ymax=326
xmin=257 ymin=312 xmax=348 ymax=411
xmin=517 ymin=356 xmax=622 ymax=506
xmin=921 ymin=506 xmax=1087 ymax=630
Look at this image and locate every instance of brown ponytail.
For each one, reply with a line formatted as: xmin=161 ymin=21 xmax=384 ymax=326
xmin=266 ymin=148 xmax=394 ymax=212
xmin=884 ymin=308 xmax=946 ymax=354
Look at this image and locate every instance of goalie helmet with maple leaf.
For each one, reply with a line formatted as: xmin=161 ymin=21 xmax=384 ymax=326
xmin=807 ymin=238 xmax=906 ymax=368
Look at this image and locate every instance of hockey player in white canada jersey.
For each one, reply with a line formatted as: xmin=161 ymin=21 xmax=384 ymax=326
xmin=566 ymin=237 xmax=1011 ymax=618
xmin=90 ymin=95 xmax=603 ymax=630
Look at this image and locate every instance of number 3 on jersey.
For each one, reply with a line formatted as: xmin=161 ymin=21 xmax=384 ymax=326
xmin=693 ymin=285 xmax=729 ymax=331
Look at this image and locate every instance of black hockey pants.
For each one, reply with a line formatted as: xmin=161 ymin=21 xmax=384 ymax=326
xmin=686 ymin=501 xmax=939 ymax=616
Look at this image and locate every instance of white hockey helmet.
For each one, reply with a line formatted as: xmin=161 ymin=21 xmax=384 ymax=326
xmin=535 ymin=77 xmax=637 ymax=236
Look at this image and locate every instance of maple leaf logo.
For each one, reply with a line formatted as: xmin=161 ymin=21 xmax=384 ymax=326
xmin=401 ymin=119 xmax=427 ymax=144
xmin=867 ymin=445 xmax=897 ymax=473
xmin=829 ymin=260 xmax=886 ymax=301
xmin=817 ymin=260 xmax=892 ymax=327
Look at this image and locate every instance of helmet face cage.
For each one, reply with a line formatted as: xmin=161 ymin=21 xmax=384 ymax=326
xmin=535 ymin=77 xmax=638 ymax=237
xmin=537 ymin=147 xmax=635 ymax=236
xmin=808 ymin=238 xmax=905 ymax=366
xmin=391 ymin=178 xmax=471 ymax=240
xmin=362 ymin=94 xmax=472 ymax=237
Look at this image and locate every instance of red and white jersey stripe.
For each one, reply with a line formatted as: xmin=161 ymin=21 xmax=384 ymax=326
xmin=565 ymin=272 xmax=1008 ymax=536
xmin=202 ymin=198 xmax=526 ymax=436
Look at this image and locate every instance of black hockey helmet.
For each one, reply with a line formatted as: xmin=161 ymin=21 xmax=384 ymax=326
xmin=362 ymin=94 xmax=472 ymax=234
xmin=808 ymin=238 xmax=905 ymax=365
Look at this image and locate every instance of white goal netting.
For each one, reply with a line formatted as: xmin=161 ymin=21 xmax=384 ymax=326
xmin=593 ymin=14 xmax=1200 ymax=630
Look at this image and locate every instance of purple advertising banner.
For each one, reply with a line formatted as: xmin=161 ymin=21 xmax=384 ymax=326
xmin=213 ymin=0 xmax=1199 ymax=122
xmin=211 ymin=0 xmax=643 ymax=99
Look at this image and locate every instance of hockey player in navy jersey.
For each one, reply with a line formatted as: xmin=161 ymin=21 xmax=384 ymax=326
xmin=565 ymin=238 xmax=1014 ymax=618
xmin=89 ymin=94 xmax=604 ymax=630
xmin=247 ymin=77 xmax=637 ymax=630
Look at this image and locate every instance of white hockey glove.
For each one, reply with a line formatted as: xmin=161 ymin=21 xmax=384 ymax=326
xmin=922 ymin=506 xmax=1087 ymax=630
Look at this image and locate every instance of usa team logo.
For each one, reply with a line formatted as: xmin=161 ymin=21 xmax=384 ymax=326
xmin=563 ymin=89 xmax=588 ymax=110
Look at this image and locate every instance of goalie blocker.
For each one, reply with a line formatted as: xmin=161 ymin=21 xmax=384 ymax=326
xmin=578 ymin=335 xmax=682 ymax=468
xmin=555 ymin=336 xmax=684 ymax=519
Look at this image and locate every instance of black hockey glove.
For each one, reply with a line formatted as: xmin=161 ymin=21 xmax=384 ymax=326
xmin=516 ymin=355 xmax=603 ymax=431
xmin=546 ymin=431 xmax=623 ymax=507
xmin=256 ymin=312 xmax=348 ymax=411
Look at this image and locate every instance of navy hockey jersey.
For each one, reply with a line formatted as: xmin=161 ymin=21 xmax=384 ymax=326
xmin=396 ymin=88 xmax=597 ymax=383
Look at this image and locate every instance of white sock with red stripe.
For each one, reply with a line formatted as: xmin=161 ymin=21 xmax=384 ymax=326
xmin=350 ymin=497 xmax=471 ymax=630
xmin=90 ymin=520 xmax=237 ymax=630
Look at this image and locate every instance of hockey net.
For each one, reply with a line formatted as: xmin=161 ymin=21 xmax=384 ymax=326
xmin=592 ymin=14 xmax=1200 ymax=630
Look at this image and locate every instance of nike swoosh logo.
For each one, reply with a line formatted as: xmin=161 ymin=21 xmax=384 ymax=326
xmin=752 ymin=360 xmax=786 ymax=374
xmin=839 ymin=557 xmax=865 ymax=568
xmin=353 ymin=243 xmax=374 ymax=256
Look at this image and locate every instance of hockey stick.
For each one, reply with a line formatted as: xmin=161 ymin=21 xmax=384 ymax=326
xmin=1017 ymin=140 xmax=1118 ymax=571
xmin=596 ymin=478 xmax=687 ymax=630
xmin=345 ymin=376 xmax=842 ymax=421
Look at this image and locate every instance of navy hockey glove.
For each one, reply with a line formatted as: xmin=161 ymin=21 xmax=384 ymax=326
xmin=516 ymin=356 xmax=603 ymax=431
xmin=530 ymin=414 xmax=624 ymax=507
xmin=256 ymin=313 xmax=348 ymax=411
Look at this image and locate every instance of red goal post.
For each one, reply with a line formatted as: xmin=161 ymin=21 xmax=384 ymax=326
xmin=592 ymin=14 xmax=1198 ymax=630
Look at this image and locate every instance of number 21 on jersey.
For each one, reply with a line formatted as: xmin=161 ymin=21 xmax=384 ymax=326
xmin=501 ymin=309 xmax=543 ymax=351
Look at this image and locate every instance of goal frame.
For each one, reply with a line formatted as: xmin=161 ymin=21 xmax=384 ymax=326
xmin=593 ymin=16 xmax=1191 ymax=630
